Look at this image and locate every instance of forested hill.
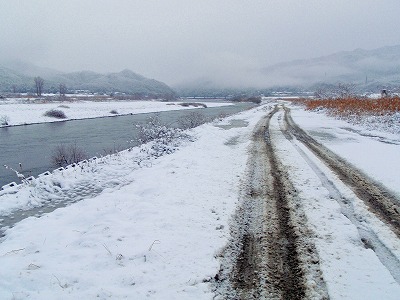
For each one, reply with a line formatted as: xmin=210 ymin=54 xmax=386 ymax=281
xmin=0 ymin=61 xmax=176 ymax=98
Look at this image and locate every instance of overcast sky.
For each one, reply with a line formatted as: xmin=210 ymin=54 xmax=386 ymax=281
xmin=1 ymin=0 xmax=400 ymax=86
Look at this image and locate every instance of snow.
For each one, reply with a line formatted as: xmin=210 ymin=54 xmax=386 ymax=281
xmin=0 ymin=99 xmax=230 ymax=127
xmin=0 ymin=100 xmax=399 ymax=299
xmin=289 ymin=105 xmax=400 ymax=198
xmin=0 ymin=105 xmax=267 ymax=299
xmin=271 ymin=108 xmax=400 ymax=299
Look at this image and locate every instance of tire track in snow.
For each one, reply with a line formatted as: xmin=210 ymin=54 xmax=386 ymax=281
xmin=280 ymin=105 xmax=400 ymax=284
xmin=214 ymin=106 xmax=328 ymax=299
xmin=283 ymin=106 xmax=400 ymax=238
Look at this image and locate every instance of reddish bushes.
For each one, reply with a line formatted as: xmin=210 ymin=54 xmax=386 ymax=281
xmin=293 ymin=97 xmax=400 ymax=117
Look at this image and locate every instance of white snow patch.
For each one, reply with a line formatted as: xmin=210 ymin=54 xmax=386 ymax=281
xmin=0 ymin=99 xmax=230 ymax=127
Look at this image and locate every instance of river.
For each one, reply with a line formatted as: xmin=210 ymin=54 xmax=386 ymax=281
xmin=0 ymin=102 xmax=254 ymax=187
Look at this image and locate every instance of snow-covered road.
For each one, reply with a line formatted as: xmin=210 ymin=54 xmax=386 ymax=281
xmin=0 ymin=101 xmax=399 ymax=299
xmin=272 ymin=104 xmax=400 ymax=299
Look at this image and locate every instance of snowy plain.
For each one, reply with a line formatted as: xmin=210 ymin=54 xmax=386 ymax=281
xmin=0 ymin=98 xmax=229 ymax=127
xmin=0 ymin=100 xmax=399 ymax=299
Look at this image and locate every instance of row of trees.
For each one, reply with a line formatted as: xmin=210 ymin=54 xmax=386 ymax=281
xmin=14 ymin=78 xmax=172 ymax=100
xmin=313 ymin=83 xmax=357 ymax=99
xmin=33 ymin=76 xmax=66 ymax=97
xmin=313 ymin=82 xmax=400 ymax=99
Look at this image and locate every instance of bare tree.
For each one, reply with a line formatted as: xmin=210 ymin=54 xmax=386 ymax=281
xmin=34 ymin=76 xmax=45 ymax=97
xmin=1 ymin=115 xmax=10 ymax=126
xmin=314 ymin=83 xmax=357 ymax=99
xmin=178 ymin=112 xmax=208 ymax=129
xmin=12 ymin=84 xmax=17 ymax=94
xmin=51 ymin=143 xmax=87 ymax=168
xmin=314 ymin=88 xmax=332 ymax=99
xmin=59 ymin=83 xmax=67 ymax=97
xmin=336 ymin=83 xmax=356 ymax=99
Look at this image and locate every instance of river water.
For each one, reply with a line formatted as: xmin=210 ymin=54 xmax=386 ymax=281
xmin=0 ymin=103 xmax=254 ymax=187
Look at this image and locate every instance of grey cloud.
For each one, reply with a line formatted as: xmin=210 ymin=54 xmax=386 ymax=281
xmin=1 ymin=0 xmax=400 ymax=87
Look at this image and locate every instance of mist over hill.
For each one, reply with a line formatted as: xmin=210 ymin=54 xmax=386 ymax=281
xmin=2 ymin=45 xmax=400 ymax=98
xmin=261 ymin=45 xmax=400 ymax=90
xmin=175 ymin=45 xmax=400 ymax=96
xmin=0 ymin=61 xmax=176 ymax=99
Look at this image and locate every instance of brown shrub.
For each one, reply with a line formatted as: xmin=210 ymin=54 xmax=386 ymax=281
xmin=291 ymin=96 xmax=400 ymax=117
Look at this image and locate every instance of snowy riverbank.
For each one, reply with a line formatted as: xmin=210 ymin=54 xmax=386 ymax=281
xmin=0 ymin=104 xmax=269 ymax=299
xmin=0 ymin=99 xmax=230 ymax=127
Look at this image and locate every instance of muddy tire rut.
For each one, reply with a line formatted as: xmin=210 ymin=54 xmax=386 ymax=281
xmin=213 ymin=107 xmax=327 ymax=299
xmin=277 ymin=104 xmax=400 ymax=284
xmin=283 ymin=106 xmax=400 ymax=238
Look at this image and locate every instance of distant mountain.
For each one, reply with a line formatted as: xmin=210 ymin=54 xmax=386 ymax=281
xmin=261 ymin=45 xmax=400 ymax=90
xmin=0 ymin=65 xmax=32 ymax=90
xmin=175 ymin=45 xmax=400 ymax=96
xmin=0 ymin=61 xmax=176 ymax=98
xmin=174 ymin=78 xmax=266 ymax=98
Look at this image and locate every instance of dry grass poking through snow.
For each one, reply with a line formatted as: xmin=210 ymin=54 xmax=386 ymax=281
xmin=294 ymin=97 xmax=400 ymax=117
xmin=291 ymin=96 xmax=400 ymax=134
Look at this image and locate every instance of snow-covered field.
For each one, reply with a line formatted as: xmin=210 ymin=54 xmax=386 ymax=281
xmin=0 ymin=100 xmax=399 ymax=299
xmin=0 ymin=99 xmax=229 ymax=127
